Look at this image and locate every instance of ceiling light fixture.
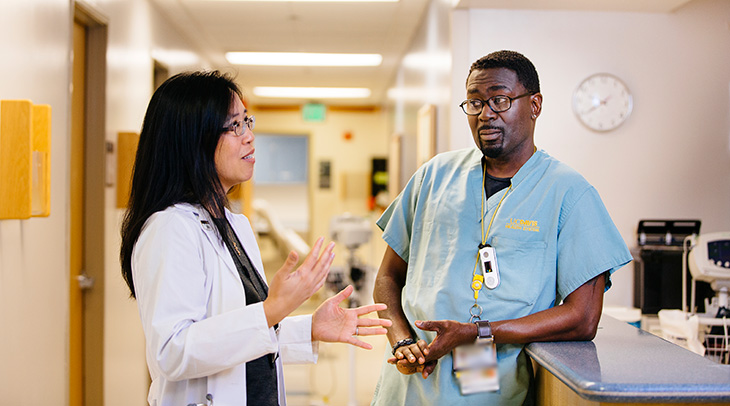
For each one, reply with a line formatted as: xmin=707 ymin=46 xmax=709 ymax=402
xmin=253 ymin=87 xmax=371 ymax=99
xmin=226 ymin=52 xmax=382 ymax=67
xmin=210 ymin=0 xmax=397 ymax=2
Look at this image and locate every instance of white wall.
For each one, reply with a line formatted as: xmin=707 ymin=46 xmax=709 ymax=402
xmin=0 ymin=0 xmax=72 ymax=403
xmin=452 ymin=0 xmax=730 ymax=306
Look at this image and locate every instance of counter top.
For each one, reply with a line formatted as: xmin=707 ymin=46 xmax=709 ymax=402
xmin=525 ymin=315 xmax=730 ymax=403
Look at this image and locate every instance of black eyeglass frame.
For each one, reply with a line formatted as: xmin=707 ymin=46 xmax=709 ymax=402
xmin=222 ymin=115 xmax=256 ymax=136
xmin=459 ymin=92 xmax=535 ymax=116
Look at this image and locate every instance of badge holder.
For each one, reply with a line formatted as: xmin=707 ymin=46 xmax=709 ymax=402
xmin=478 ymin=245 xmax=500 ymax=289
xmin=452 ymin=162 xmax=505 ymax=394
xmin=454 ymin=293 xmax=499 ymax=394
xmin=452 ymin=327 xmax=499 ymax=395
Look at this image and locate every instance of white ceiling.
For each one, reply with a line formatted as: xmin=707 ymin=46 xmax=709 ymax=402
xmin=150 ymin=0 xmax=695 ymax=107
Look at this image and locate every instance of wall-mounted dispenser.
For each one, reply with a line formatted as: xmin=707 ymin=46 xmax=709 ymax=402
xmin=0 ymin=100 xmax=52 ymax=220
xmin=32 ymin=104 xmax=52 ymax=217
xmin=1 ymin=100 xmax=32 ymax=219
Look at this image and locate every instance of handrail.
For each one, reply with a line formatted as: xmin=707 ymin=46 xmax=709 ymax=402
xmin=252 ymin=198 xmax=310 ymax=258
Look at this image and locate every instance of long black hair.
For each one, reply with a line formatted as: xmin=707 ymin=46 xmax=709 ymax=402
xmin=120 ymin=70 xmax=242 ymax=298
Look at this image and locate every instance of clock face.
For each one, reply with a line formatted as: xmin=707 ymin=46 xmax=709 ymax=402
xmin=572 ymin=73 xmax=633 ymax=132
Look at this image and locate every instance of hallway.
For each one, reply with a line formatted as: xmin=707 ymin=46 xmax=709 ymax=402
xmin=3 ymin=0 xmax=730 ymax=404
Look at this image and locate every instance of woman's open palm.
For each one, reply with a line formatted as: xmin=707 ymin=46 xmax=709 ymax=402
xmin=312 ymin=285 xmax=392 ymax=350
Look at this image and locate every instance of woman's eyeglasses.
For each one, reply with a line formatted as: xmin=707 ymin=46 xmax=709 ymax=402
xmin=222 ymin=115 xmax=255 ymax=136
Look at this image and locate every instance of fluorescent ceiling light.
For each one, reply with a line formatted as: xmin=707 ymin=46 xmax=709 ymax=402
xmin=253 ymin=87 xmax=371 ymax=99
xmin=210 ymin=0 xmax=396 ymax=2
xmin=151 ymin=49 xmax=200 ymax=66
xmin=226 ymin=52 xmax=382 ymax=67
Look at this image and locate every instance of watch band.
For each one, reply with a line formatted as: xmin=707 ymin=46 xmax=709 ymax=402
xmin=475 ymin=320 xmax=493 ymax=342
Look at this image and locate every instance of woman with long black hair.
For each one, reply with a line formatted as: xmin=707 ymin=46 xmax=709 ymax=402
xmin=120 ymin=70 xmax=390 ymax=406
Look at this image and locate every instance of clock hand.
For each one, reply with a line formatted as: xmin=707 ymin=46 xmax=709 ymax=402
xmin=583 ymin=95 xmax=612 ymax=114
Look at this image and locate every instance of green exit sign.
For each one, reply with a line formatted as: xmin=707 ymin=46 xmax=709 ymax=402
xmin=302 ymin=103 xmax=326 ymax=122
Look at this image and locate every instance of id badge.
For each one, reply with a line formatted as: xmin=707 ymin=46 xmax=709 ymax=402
xmin=452 ymin=340 xmax=499 ymax=394
xmin=478 ymin=245 xmax=500 ymax=289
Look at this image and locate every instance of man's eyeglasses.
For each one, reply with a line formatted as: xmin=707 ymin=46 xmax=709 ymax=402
xmin=222 ymin=115 xmax=255 ymax=136
xmin=459 ymin=93 xmax=534 ymax=115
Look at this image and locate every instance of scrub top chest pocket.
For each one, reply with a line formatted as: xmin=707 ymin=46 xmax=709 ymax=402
xmin=485 ymin=236 xmax=548 ymax=312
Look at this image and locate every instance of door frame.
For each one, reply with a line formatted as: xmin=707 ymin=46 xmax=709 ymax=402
xmin=71 ymin=2 xmax=108 ymax=405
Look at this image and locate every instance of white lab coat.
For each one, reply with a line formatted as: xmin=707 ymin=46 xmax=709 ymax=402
xmin=132 ymin=203 xmax=318 ymax=406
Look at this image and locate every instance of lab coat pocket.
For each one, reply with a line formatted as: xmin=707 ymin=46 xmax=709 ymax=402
xmin=486 ymin=236 xmax=547 ymax=312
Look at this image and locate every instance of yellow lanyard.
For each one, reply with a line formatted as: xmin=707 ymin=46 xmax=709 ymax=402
xmin=470 ymin=163 xmax=511 ymax=320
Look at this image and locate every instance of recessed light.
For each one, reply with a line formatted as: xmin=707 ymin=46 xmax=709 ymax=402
xmin=226 ymin=52 xmax=382 ymax=67
xmin=208 ymin=0 xmax=397 ymax=2
xmin=253 ymin=87 xmax=371 ymax=99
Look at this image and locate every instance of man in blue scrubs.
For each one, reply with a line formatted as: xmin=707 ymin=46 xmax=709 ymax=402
xmin=371 ymin=50 xmax=632 ymax=405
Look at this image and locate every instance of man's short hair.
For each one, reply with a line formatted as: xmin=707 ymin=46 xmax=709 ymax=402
xmin=467 ymin=50 xmax=540 ymax=94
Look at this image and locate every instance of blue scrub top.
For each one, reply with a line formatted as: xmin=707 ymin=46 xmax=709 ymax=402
xmin=372 ymin=148 xmax=632 ymax=406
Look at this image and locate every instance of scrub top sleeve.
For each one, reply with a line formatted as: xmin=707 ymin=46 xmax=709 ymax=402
xmin=376 ymin=167 xmax=426 ymax=263
xmin=556 ymin=187 xmax=632 ymax=302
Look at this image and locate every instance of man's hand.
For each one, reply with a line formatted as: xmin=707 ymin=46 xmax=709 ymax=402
xmin=388 ymin=357 xmax=438 ymax=378
xmin=387 ymin=319 xmax=477 ymax=379
xmin=374 ymin=247 xmax=437 ymax=376
xmin=388 ymin=340 xmax=438 ymax=379
xmin=415 ymin=320 xmax=478 ymax=361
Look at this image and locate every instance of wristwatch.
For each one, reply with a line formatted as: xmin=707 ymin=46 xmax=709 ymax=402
xmin=474 ymin=320 xmax=493 ymax=344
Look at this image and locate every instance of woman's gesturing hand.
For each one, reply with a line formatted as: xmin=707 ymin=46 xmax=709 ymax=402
xmin=264 ymin=237 xmax=335 ymax=327
xmin=312 ymin=285 xmax=392 ymax=350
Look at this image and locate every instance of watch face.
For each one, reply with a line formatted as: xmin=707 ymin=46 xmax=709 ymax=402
xmin=572 ymin=73 xmax=633 ymax=132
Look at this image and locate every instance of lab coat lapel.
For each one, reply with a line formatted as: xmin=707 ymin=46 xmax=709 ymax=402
xmin=189 ymin=205 xmax=239 ymax=276
xmin=225 ymin=210 xmax=267 ymax=284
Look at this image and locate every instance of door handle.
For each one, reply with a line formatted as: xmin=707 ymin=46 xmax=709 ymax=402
xmin=76 ymin=272 xmax=95 ymax=290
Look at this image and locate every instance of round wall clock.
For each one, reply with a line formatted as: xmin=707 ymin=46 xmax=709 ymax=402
xmin=572 ymin=73 xmax=633 ymax=132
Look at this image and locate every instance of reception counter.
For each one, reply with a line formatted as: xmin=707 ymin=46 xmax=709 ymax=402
xmin=525 ymin=315 xmax=730 ymax=405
